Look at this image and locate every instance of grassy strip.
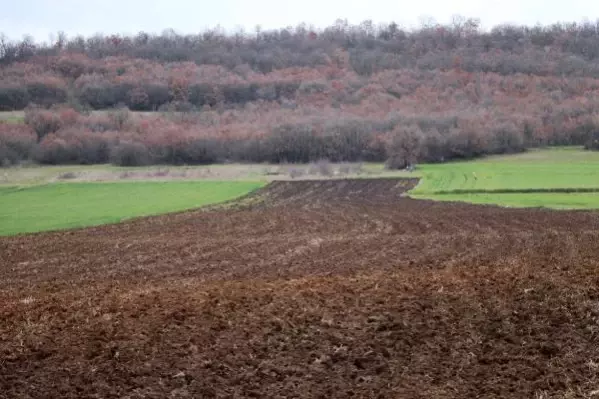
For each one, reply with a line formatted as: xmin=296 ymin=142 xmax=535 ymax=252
xmin=407 ymin=147 xmax=599 ymax=209
xmin=411 ymin=147 xmax=599 ymax=195
xmin=429 ymin=187 xmax=599 ymax=195
xmin=0 ymin=181 xmax=264 ymax=236
xmin=413 ymin=192 xmax=599 ymax=210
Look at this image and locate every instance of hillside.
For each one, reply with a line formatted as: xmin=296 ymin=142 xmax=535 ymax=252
xmin=2 ymin=18 xmax=599 ymax=166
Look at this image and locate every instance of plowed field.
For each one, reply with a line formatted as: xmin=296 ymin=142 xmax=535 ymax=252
xmin=2 ymin=178 xmax=599 ymax=398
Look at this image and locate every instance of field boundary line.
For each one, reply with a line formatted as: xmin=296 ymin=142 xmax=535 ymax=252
xmin=422 ymin=187 xmax=599 ymax=195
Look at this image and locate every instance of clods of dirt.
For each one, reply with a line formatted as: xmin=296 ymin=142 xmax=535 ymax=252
xmin=2 ymin=178 xmax=599 ymax=398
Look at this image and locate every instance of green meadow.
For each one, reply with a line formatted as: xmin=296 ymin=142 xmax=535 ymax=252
xmin=0 ymin=181 xmax=264 ymax=235
xmin=410 ymin=147 xmax=599 ymax=209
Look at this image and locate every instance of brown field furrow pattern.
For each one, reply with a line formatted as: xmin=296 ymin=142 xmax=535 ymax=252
xmin=2 ymin=178 xmax=599 ymax=398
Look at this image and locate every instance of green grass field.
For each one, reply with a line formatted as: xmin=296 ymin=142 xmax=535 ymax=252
xmin=416 ymin=192 xmax=599 ymax=209
xmin=0 ymin=181 xmax=264 ymax=236
xmin=410 ymin=147 xmax=599 ymax=209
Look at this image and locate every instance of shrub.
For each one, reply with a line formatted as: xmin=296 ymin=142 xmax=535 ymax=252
xmin=83 ymin=113 xmax=122 ymax=132
xmin=52 ymin=57 xmax=87 ymax=79
xmin=0 ymin=148 xmax=15 ymax=166
xmin=149 ymin=138 xmax=220 ymax=165
xmin=0 ymin=125 xmax=36 ymax=165
xmin=322 ymin=119 xmax=375 ymax=162
xmin=274 ymin=82 xmax=301 ymax=98
xmin=221 ymin=84 xmax=259 ymax=104
xmin=256 ymin=85 xmax=277 ymax=101
xmin=124 ymin=84 xmax=171 ymax=111
xmin=188 ymin=84 xmax=223 ymax=107
xmin=419 ymin=128 xmax=447 ymax=162
xmin=24 ymin=108 xmax=62 ymax=141
xmin=77 ymin=132 xmax=112 ymax=164
xmin=107 ymin=107 xmax=132 ymax=130
xmin=445 ymin=129 xmax=488 ymax=159
xmin=0 ymin=86 xmax=29 ymax=110
xmin=56 ymin=107 xmax=80 ymax=126
xmin=585 ymin=131 xmax=599 ymax=150
xmin=177 ymin=139 xmax=220 ymax=164
xmin=265 ymin=124 xmax=325 ymax=163
xmin=33 ymin=134 xmax=79 ymax=164
xmin=126 ymin=87 xmax=151 ymax=111
xmin=77 ymin=84 xmax=118 ymax=109
xmin=110 ymin=141 xmax=152 ymax=166
xmin=32 ymin=127 xmax=112 ymax=165
xmin=58 ymin=171 xmax=78 ymax=180
xmin=298 ymin=80 xmax=329 ymax=94
xmin=385 ymin=125 xmax=423 ymax=170
xmin=143 ymin=84 xmax=171 ymax=110
xmin=490 ymin=123 xmax=525 ymax=154
xmin=385 ymin=154 xmax=408 ymax=170
xmin=26 ymin=82 xmax=68 ymax=107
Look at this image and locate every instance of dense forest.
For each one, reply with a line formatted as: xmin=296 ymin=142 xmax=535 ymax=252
xmin=2 ymin=17 xmax=599 ymax=166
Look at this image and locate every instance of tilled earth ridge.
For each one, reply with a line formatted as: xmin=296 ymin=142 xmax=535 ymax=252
xmin=2 ymin=178 xmax=599 ymax=398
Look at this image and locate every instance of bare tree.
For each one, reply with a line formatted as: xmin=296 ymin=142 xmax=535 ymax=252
xmin=386 ymin=125 xmax=423 ymax=170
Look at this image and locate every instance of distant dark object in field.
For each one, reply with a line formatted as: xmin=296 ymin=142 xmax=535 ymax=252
xmin=57 ymin=171 xmax=78 ymax=180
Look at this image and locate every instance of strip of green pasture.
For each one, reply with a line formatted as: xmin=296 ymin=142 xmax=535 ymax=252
xmin=409 ymin=147 xmax=599 ymax=209
xmin=0 ymin=181 xmax=264 ymax=236
xmin=411 ymin=147 xmax=599 ymax=194
xmin=414 ymin=192 xmax=599 ymax=210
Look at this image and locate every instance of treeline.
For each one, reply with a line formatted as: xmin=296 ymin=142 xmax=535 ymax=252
xmin=0 ymin=80 xmax=301 ymax=112
xmin=2 ymin=102 xmax=597 ymax=168
xmin=3 ymin=18 xmax=599 ymax=111
xmin=3 ymin=18 xmax=599 ymax=166
xmin=3 ymin=17 xmax=599 ymax=74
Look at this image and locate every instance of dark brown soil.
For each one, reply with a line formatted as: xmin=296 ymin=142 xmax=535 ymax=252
xmin=2 ymin=178 xmax=599 ymax=398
